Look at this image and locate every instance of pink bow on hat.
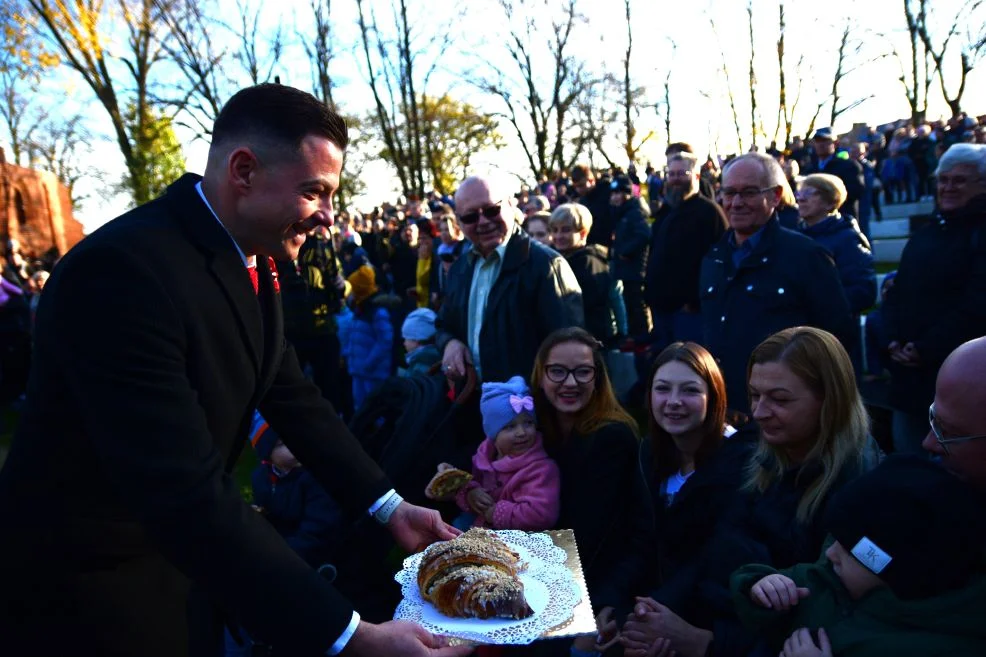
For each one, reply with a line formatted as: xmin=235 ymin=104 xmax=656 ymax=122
xmin=509 ymin=395 xmax=534 ymax=413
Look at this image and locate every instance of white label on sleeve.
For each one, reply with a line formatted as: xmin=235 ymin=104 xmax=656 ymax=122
xmin=851 ymin=536 xmax=893 ymax=574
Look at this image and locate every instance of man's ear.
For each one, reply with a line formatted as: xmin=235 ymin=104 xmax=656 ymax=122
xmin=227 ymin=147 xmax=259 ymax=195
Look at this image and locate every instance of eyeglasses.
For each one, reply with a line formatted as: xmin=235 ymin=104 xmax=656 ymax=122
xmin=458 ymin=204 xmax=502 ymax=225
xmin=937 ymin=175 xmax=982 ymax=187
xmin=720 ymin=186 xmax=777 ymax=202
xmin=544 ymin=364 xmax=596 ymax=384
xmin=928 ymin=403 xmax=986 ymax=455
xmin=795 ymin=190 xmax=819 ymax=202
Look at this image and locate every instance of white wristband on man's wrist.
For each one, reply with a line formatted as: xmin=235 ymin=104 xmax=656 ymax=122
xmin=373 ymin=492 xmax=404 ymax=524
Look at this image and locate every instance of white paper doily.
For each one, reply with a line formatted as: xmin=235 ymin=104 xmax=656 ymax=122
xmin=394 ymin=530 xmax=582 ymax=644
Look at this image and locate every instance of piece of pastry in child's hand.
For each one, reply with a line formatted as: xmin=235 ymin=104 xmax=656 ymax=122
xmin=425 ymin=466 xmax=473 ymax=500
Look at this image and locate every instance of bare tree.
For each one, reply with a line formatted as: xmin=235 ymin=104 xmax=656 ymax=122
xmin=356 ymin=0 xmax=427 ymax=195
xmin=658 ymin=41 xmax=675 ymax=145
xmin=747 ymin=1 xmax=759 ymax=149
xmin=892 ymin=0 xmax=933 ymax=124
xmin=303 ymin=0 xmax=336 ymax=111
xmin=155 ymin=0 xmax=227 ymax=137
xmin=774 ymin=1 xmax=787 ymax=146
xmin=914 ymin=0 xmax=986 ymax=118
xmin=480 ymin=0 xmax=593 ymax=179
xmin=26 ymin=113 xmax=97 ymax=207
xmin=232 ymin=0 xmax=283 ymax=85
xmin=709 ymin=15 xmax=743 ymax=152
xmin=618 ymin=0 xmax=653 ymax=165
xmin=828 ymin=20 xmax=879 ymax=127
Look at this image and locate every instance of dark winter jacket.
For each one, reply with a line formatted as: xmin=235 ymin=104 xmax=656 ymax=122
xmin=580 ymin=182 xmax=615 ymax=247
xmin=646 ymin=194 xmax=728 ymax=313
xmin=699 ymin=217 xmax=854 ymax=412
xmin=639 ymin=432 xmax=755 ymax=618
xmin=564 ymin=244 xmax=617 ymax=346
xmin=699 ymin=453 xmax=870 ymax=621
xmin=251 ymin=463 xmax=343 ymax=569
xmin=798 ymin=214 xmax=877 ymax=315
xmin=882 ymin=198 xmax=986 ymax=412
xmin=545 ymin=421 xmax=649 ymax=613
xmin=610 ymin=197 xmax=650 ymax=283
xmin=732 ymin=557 xmax=986 ymax=657
xmin=435 ymin=227 xmax=584 ymax=383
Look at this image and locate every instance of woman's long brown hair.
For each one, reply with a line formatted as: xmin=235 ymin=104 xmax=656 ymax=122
xmin=530 ymin=327 xmax=638 ymax=445
xmin=644 ymin=342 xmax=728 ymax=483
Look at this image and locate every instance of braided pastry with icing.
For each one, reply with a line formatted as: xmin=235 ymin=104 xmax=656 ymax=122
xmin=417 ymin=528 xmax=534 ymax=620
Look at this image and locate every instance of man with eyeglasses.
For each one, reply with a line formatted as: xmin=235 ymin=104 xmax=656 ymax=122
xmin=436 ymin=174 xmax=583 ymax=383
xmin=699 ymin=152 xmax=853 ymax=412
xmin=923 ymin=336 xmax=986 ymax=491
xmin=883 ymin=143 xmax=986 ymax=455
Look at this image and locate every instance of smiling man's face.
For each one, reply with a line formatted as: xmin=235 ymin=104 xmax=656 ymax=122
xmin=455 ymin=177 xmax=511 ymax=257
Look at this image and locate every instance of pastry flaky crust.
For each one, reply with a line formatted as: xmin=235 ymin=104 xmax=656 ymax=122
xmin=426 ymin=468 xmax=473 ymax=499
xmin=417 ymin=528 xmax=534 ymax=620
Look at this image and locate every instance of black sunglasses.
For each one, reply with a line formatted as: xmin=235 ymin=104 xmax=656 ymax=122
xmin=458 ymin=203 xmax=502 ymax=225
xmin=439 ymin=253 xmax=457 ymax=263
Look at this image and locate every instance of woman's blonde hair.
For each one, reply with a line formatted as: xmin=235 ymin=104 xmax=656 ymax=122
xmin=801 ymin=173 xmax=847 ymax=212
xmin=548 ymin=203 xmax=594 ymax=235
xmin=744 ymin=327 xmax=868 ymax=523
xmin=531 ymin=327 xmax=638 ymax=444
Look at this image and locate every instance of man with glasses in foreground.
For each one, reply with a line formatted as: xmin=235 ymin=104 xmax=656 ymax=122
xmin=437 ymin=174 xmax=583 ymax=383
xmin=699 ymin=152 xmax=853 ymax=412
xmin=924 ymin=336 xmax=986 ymax=491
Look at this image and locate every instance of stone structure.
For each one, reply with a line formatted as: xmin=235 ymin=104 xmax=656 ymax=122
xmin=0 ymin=147 xmax=84 ymax=259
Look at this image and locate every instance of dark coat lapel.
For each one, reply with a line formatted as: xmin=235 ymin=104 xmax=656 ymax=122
xmin=163 ymin=174 xmax=263 ymax=373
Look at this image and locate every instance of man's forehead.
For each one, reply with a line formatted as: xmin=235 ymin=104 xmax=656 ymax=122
xmin=723 ymin=160 xmax=760 ymax=185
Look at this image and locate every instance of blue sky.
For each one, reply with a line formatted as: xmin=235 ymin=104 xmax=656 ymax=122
xmin=8 ymin=0 xmax=985 ymax=230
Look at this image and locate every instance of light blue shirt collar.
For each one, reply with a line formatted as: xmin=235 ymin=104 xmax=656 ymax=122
xmin=195 ymin=181 xmax=255 ymax=268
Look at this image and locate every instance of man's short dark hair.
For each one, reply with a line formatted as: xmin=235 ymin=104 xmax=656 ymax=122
xmin=570 ymin=164 xmax=594 ymax=183
xmin=212 ymin=83 xmax=349 ymax=156
xmin=665 ymin=142 xmax=694 ymax=156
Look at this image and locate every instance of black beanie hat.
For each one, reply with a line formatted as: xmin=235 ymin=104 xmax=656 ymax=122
xmin=824 ymin=455 xmax=986 ymax=600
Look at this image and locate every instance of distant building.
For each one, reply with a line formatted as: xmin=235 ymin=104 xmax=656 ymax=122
xmin=0 ymin=146 xmax=84 ymax=260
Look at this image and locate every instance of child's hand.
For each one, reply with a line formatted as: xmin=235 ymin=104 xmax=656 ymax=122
xmin=750 ymin=574 xmax=810 ymax=611
xmin=571 ymin=606 xmax=621 ymax=653
xmin=466 ymin=488 xmax=494 ymax=515
xmin=780 ymin=628 xmax=832 ymax=657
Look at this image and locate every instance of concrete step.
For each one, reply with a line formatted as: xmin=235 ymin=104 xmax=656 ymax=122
xmin=880 ymin=200 xmax=935 ymax=220
xmin=872 ymin=237 xmax=908 ymax=263
xmin=869 ymin=218 xmax=910 ymax=239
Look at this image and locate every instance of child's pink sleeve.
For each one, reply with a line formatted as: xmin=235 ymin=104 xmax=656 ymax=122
xmin=490 ymin=459 xmax=561 ymax=531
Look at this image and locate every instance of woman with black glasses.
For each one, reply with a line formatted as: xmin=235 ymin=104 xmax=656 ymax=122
xmin=527 ymin=327 xmax=651 ymax=656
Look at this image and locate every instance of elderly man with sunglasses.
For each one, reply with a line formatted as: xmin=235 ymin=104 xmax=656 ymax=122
xmin=437 ymin=174 xmax=584 ymax=383
xmin=923 ymin=336 xmax=986 ymax=491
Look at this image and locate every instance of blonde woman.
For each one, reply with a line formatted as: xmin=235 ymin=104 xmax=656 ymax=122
xmin=796 ymin=174 xmax=876 ymax=317
xmin=621 ymin=327 xmax=874 ymax=657
xmin=548 ymin=204 xmax=618 ymax=346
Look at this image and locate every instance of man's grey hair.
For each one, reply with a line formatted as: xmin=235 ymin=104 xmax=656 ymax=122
xmin=722 ymin=152 xmax=787 ymax=189
xmin=936 ymin=143 xmax=986 ymax=177
xmin=668 ymin=152 xmax=699 ymax=171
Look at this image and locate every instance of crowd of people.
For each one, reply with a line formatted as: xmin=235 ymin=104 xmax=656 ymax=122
xmin=0 ymin=83 xmax=985 ymax=657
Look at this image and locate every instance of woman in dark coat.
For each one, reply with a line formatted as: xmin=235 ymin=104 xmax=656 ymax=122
xmin=548 ymin=204 xmax=618 ymax=347
xmin=515 ymin=327 xmax=647 ymax=657
xmin=621 ymin=327 xmax=873 ymax=657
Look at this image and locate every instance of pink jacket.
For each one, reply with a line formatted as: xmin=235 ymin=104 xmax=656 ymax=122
xmin=455 ymin=433 xmax=561 ymax=531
